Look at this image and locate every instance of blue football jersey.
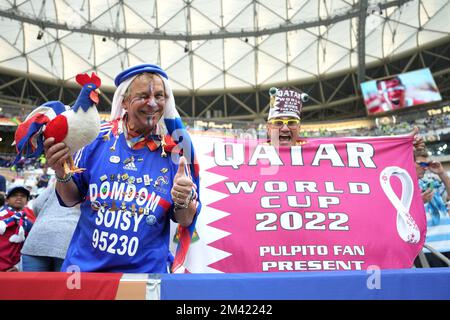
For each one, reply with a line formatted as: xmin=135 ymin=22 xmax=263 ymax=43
xmin=60 ymin=130 xmax=182 ymax=273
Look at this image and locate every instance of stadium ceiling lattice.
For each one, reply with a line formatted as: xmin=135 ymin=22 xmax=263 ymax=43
xmin=0 ymin=0 xmax=449 ymax=95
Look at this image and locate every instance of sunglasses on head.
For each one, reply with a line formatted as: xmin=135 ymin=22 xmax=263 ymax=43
xmin=268 ymin=119 xmax=300 ymax=128
xmin=416 ymin=161 xmax=430 ymax=167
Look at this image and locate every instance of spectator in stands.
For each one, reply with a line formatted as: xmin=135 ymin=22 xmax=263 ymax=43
xmin=36 ymin=165 xmax=51 ymax=189
xmin=414 ymin=148 xmax=450 ymax=267
xmin=43 ymin=64 xmax=200 ymax=273
xmin=21 ymin=182 xmax=80 ymax=271
xmin=0 ymin=156 xmax=10 ymax=167
xmin=0 ymin=186 xmax=35 ymax=271
xmin=0 ymin=192 xmax=4 ymax=211
xmin=266 ymin=87 xmax=307 ymax=147
xmin=38 ymin=154 xmax=47 ymax=168
xmin=0 ymin=174 xmax=6 ymax=194
xmin=0 ymin=174 xmax=5 ymax=213
xmin=14 ymin=157 xmax=25 ymax=172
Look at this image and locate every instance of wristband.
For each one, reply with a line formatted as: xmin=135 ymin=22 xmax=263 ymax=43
xmin=174 ymin=189 xmax=195 ymax=211
xmin=55 ymin=172 xmax=73 ymax=183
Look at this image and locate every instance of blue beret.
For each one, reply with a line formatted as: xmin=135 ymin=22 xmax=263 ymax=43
xmin=114 ymin=64 xmax=168 ymax=87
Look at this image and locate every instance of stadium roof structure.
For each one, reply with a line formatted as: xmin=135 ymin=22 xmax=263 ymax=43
xmin=0 ymin=0 xmax=449 ymax=121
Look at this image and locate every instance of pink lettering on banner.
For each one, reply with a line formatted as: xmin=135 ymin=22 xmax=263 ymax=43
xmin=183 ymin=135 xmax=426 ymax=273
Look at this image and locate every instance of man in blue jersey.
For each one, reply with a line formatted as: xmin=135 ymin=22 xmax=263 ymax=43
xmin=43 ymin=65 xmax=200 ymax=273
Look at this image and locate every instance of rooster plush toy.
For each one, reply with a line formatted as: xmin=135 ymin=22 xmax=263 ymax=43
xmin=14 ymin=72 xmax=101 ymax=174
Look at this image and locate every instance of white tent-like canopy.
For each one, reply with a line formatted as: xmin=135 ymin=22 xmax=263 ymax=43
xmin=0 ymin=0 xmax=448 ymax=94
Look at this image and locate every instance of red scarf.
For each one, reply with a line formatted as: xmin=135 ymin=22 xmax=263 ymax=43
xmin=124 ymin=118 xmax=178 ymax=153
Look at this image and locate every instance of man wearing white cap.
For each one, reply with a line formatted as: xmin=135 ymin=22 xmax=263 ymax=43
xmin=44 ymin=64 xmax=201 ymax=273
xmin=267 ymin=87 xmax=308 ymax=147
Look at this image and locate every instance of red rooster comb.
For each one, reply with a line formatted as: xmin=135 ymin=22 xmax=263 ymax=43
xmin=75 ymin=72 xmax=101 ymax=88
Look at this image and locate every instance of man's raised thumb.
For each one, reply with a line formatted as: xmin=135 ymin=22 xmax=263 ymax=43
xmin=176 ymin=156 xmax=187 ymax=176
